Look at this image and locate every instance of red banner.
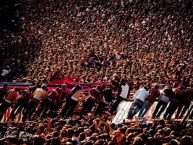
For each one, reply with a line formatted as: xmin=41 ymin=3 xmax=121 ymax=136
xmin=49 ymin=77 xmax=107 ymax=87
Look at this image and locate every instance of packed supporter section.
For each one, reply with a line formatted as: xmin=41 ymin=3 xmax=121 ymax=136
xmin=0 ymin=0 xmax=193 ymax=145
xmin=1 ymin=0 xmax=193 ymax=85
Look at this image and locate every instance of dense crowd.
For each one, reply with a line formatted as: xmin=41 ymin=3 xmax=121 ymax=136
xmin=0 ymin=116 xmax=193 ymax=145
xmin=0 ymin=0 xmax=193 ymax=87
xmin=0 ymin=77 xmax=193 ymax=144
xmin=1 ymin=0 xmax=193 ymax=144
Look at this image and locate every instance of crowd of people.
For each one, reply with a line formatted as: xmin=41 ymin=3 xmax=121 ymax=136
xmin=0 ymin=77 xmax=193 ymax=144
xmin=0 ymin=115 xmax=193 ymax=145
xmin=0 ymin=113 xmax=193 ymax=145
xmin=1 ymin=0 xmax=193 ymax=144
xmin=0 ymin=0 xmax=193 ymax=86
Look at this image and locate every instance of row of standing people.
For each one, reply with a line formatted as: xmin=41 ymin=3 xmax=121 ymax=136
xmin=0 ymin=82 xmax=114 ymax=122
xmin=0 ymin=76 xmax=129 ymax=122
xmin=127 ymin=83 xmax=193 ymax=120
xmin=0 ymin=78 xmax=193 ymax=122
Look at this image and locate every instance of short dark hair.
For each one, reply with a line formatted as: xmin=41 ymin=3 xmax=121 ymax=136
xmin=51 ymin=138 xmax=61 ymax=145
xmin=41 ymin=85 xmax=47 ymax=90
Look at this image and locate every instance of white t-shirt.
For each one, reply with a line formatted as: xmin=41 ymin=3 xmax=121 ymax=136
xmin=1 ymin=69 xmax=10 ymax=77
xmin=120 ymin=84 xmax=129 ymax=99
xmin=159 ymin=90 xmax=170 ymax=103
xmin=133 ymin=88 xmax=148 ymax=102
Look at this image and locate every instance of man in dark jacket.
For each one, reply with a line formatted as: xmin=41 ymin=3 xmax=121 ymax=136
xmin=163 ymin=84 xmax=184 ymax=120
xmin=176 ymin=84 xmax=193 ymax=119
xmin=94 ymin=84 xmax=113 ymax=116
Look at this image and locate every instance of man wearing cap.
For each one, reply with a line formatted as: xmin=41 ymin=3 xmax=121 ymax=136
xmin=22 ymin=85 xmax=47 ymax=121
xmin=0 ymin=88 xmax=20 ymax=120
xmin=138 ymin=83 xmax=160 ymax=118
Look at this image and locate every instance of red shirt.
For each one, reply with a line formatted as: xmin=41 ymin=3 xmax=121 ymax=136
xmin=147 ymin=88 xmax=160 ymax=103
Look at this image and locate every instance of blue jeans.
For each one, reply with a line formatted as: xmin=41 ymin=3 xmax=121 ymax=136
xmin=138 ymin=101 xmax=152 ymax=117
xmin=127 ymin=99 xmax=143 ymax=119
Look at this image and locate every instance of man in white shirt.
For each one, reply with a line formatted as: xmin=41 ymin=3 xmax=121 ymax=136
xmin=127 ymin=86 xmax=148 ymax=119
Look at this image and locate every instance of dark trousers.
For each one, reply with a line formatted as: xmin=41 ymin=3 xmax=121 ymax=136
xmin=183 ymin=105 xmax=193 ymax=121
xmin=55 ymin=101 xmax=63 ymax=113
xmin=163 ymin=101 xmax=179 ymax=120
xmin=52 ymin=102 xmax=63 ymax=118
xmin=36 ymin=99 xmax=54 ymax=118
xmin=22 ymin=99 xmax=39 ymax=121
xmin=94 ymin=102 xmax=108 ymax=116
xmin=0 ymin=100 xmax=12 ymax=120
xmin=152 ymin=101 xmax=168 ymax=118
xmin=80 ymin=99 xmax=95 ymax=117
xmin=175 ymin=103 xmax=190 ymax=119
xmin=61 ymin=98 xmax=78 ymax=117
xmin=109 ymin=97 xmax=124 ymax=114
xmin=9 ymin=103 xmax=26 ymax=121
xmin=189 ymin=106 xmax=193 ymax=119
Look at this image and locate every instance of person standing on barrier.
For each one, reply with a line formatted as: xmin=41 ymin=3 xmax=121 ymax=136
xmin=80 ymin=85 xmax=102 ymax=117
xmin=36 ymin=89 xmax=59 ymax=118
xmin=54 ymin=84 xmax=68 ymax=114
xmin=163 ymin=84 xmax=184 ymax=120
xmin=138 ymin=83 xmax=160 ymax=118
xmin=127 ymin=86 xmax=148 ymax=119
xmin=94 ymin=84 xmax=113 ymax=116
xmin=152 ymin=86 xmax=174 ymax=119
xmin=0 ymin=88 xmax=20 ymax=120
xmin=109 ymin=78 xmax=130 ymax=114
xmin=22 ymin=85 xmax=47 ymax=121
xmin=176 ymin=84 xmax=193 ymax=119
xmin=60 ymin=84 xmax=83 ymax=117
xmin=8 ymin=87 xmax=32 ymax=121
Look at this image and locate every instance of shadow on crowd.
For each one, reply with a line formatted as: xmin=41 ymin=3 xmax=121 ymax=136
xmin=0 ymin=0 xmax=42 ymax=82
